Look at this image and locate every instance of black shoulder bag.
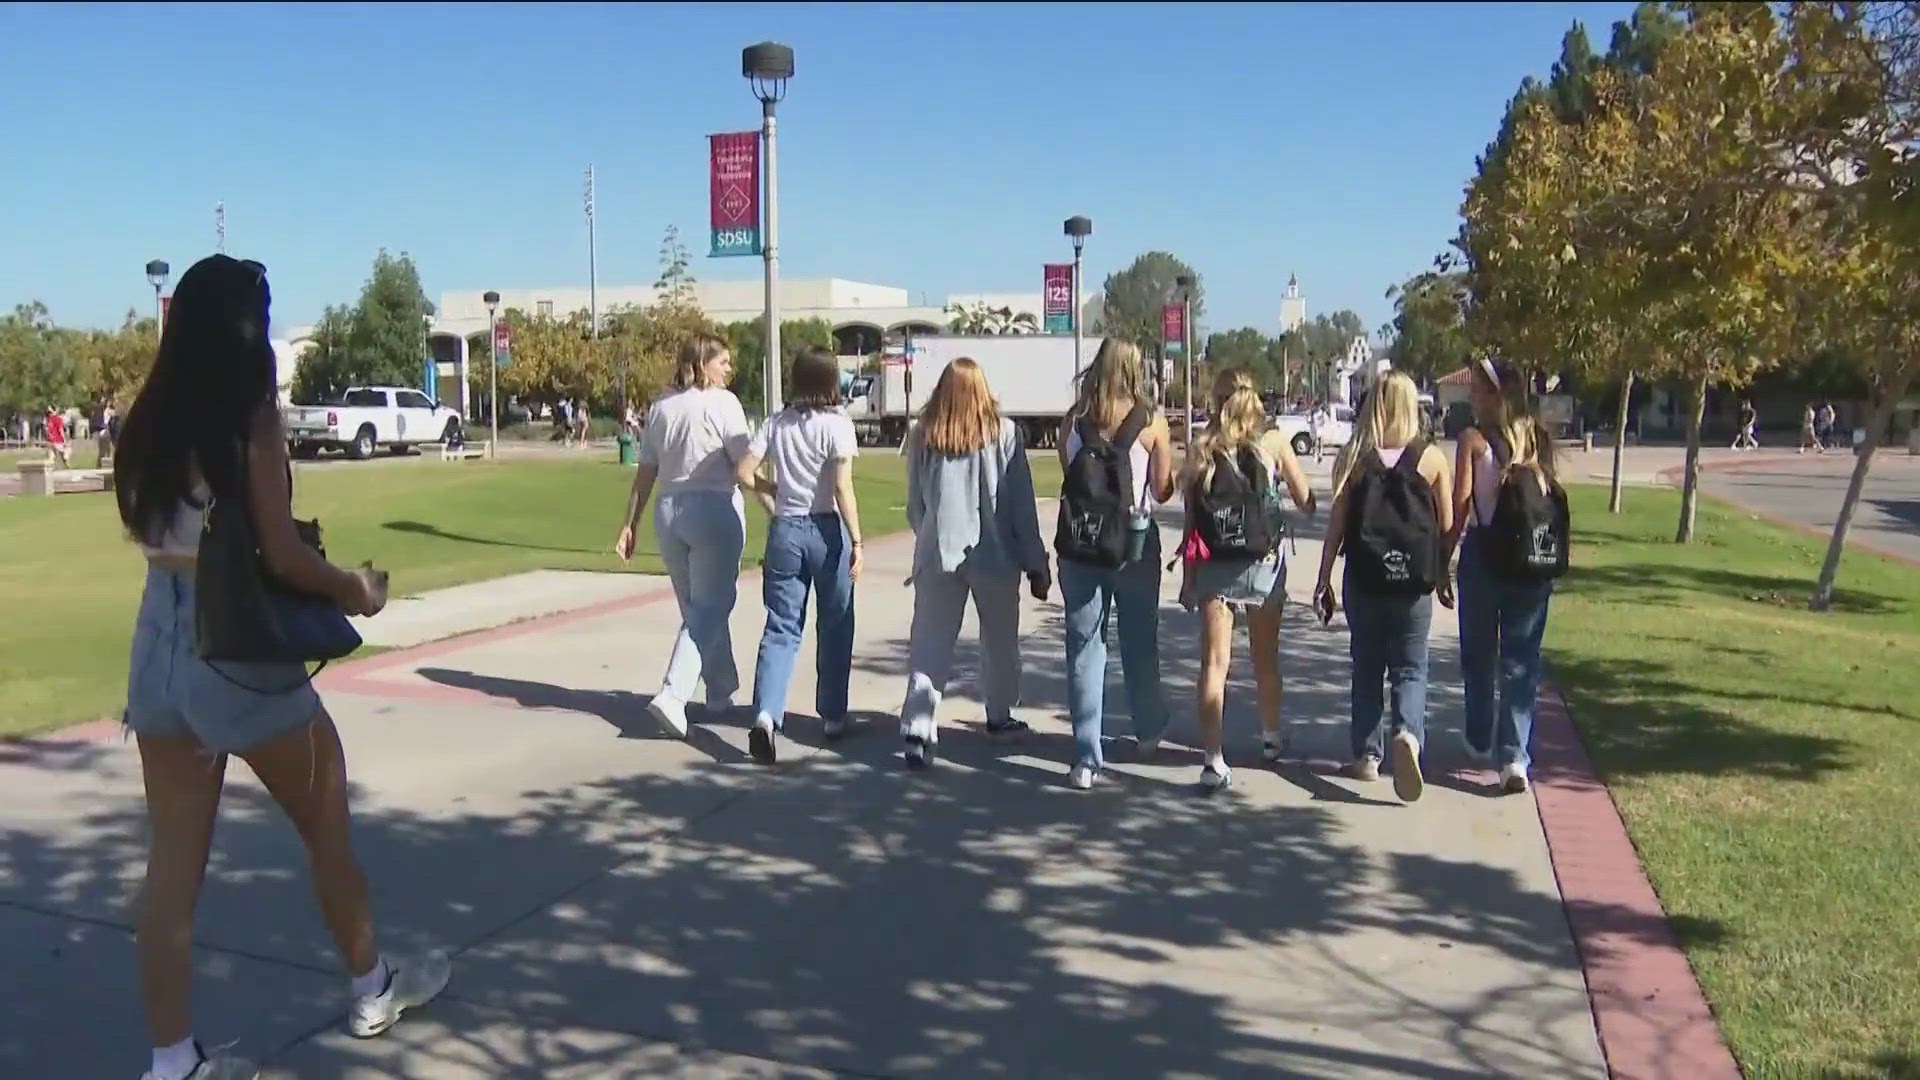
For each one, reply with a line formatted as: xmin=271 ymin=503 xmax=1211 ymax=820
xmin=195 ymin=456 xmax=363 ymax=692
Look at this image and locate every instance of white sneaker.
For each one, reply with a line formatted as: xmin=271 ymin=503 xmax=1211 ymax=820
xmin=348 ymin=951 xmax=452 ymax=1038
xmin=1391 ymin=731 xmax=1425 ymax=803
xmin=1501 ymin=764 xmax=1530 ymax=795
xmin=647 ymin=695 xmax=689 ymax=738
xmin=142 ymin=1048 xmax=259 ymax=1080
xmin=1199 ymin=761 xmax=1233 ymax=791
xmin=1069 ymin=764 xmax=1096 ymax=790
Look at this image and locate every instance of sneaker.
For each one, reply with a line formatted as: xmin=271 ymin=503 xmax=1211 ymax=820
xmin=984 ymin=717 xmax=1030 ymax=741
xmin=143 ymin=1045 xmax=259 ymax=1080
xmin=1390 ymin=731 xmax=1425 ymax=803
xmin=1069 ymin=764 xmax=1097 ymax=790
xmin=1199 ymin=763 xmax=1233 ymax=791
xmin=748 ymin=717 xmax=777 ymax=765
xmin=1347 ymin=755 xmax=1381 ymax=782
xmin=1501 ymin=764 xmax=1530 ymax=795
xmin=647 ymin=696 xmax=689 ymax=739
xmin=903 ymin=735 xmax=932 ymax=770
xmin=822 ymin=715 xmax=850 ymax=741
xmin=1261 ymin=732 xmax=1289 ymax=763
xmin=348 ymin=951 xmax=452 ymax=1039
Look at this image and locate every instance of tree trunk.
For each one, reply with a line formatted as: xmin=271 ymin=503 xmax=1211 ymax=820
xmin=1675 ymin=375 xmax=1708 ymax=543
xmin=1610 ymin=369 xmax=1635 ymax=514
xmin=1810 ymin=379 xmax=1907 ymax=611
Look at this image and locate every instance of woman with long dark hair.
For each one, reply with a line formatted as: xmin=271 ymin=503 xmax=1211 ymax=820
xmin=115 ymin=255 xmax=448 ymax=1080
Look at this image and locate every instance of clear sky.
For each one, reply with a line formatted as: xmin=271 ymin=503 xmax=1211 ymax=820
xmin=0 ymin=1 xmax=1634 ymax=338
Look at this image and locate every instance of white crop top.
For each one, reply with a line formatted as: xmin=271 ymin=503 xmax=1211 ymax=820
xmin=138 ymin=485 xmax=210 ymax=559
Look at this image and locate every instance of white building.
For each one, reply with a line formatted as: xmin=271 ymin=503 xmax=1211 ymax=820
xmin=1279 ymin=273 xmax=1306 ymax=334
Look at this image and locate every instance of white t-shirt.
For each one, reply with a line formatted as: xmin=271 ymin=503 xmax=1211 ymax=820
xmin=750 ymin=407 xmax=859 ymax=517
xmin=639 ymin=386 xmax=752 ymax=494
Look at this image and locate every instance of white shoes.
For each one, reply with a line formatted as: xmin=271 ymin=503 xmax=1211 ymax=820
xmin=1501 ymin=764 xmax=1530 ymax=795
xmin=647 ymin=696 xmax=689 ymax=738
xmin=1390 ymin=731 xmax=1425 ymax=803
xmin=1069 ymin=764 xmax=1097 ymax=790
xmin=348 ymin=951 xmax=453 ymax=1039
xmin=141 ymin=1048 xmax=259 ymax=1080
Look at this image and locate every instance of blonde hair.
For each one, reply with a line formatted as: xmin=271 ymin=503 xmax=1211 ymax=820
xmin=1187 ymin=369 xmax=1269 ymax=487
xmin=918 ymin=358 xmax=1001 ymax=456
xmin=1333 ymin=371 xmax=1423 ymax=494
xmin=1473 ymin=359 xmax=1556 ymax=485
xmin=1071 ymin=338 xmax=1149 ymax=430
xmin=672 ymin=333 xmax=730 ymax=391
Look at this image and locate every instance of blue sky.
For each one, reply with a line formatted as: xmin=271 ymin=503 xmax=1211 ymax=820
xmin=0 ymin=1 xmax=1634 ymax=338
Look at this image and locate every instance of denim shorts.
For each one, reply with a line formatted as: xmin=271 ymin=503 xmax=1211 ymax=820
xmin=123 ymin=566 xmax=321 ymax=753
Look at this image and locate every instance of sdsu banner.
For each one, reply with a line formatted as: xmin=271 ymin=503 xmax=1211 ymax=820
xmin=1042 ymin=264 xmax=1073 ymax=333
xmin=1162 ymin=302 xmax=1186 ymax=357
xmin=708 ymin=131 xmax=761 ymax=258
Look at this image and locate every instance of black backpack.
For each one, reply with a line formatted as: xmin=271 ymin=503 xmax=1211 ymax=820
xmin=1483 ymin=462 xmax=1571 ymax=582
xmin=1344 ymin=439 xmax=1440 ymax=596
xmin=1055 ymin=403 xmax=1152 ymax=567
xmin=1190 ymin=445 xmax=1281 ymax=561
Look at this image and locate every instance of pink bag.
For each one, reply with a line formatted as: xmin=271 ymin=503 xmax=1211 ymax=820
xmin=1179 ymin=529 xmax=1211 ymax=565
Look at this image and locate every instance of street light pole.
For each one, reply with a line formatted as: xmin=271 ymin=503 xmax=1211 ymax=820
xmin=584 ymin=166 xmax=598 ymax=339
xmin=145 ymin=260 xmax=170 ymax=336
xmin=484 ymin=291 xmax=500 ymax=459
xmin=745 ymin=42 xmax=794 ymax=418
xmin=1064 ymin=216 xmax=1091 ymax=378
xmin=1176 ymin=274 xmax=1195 ymax=445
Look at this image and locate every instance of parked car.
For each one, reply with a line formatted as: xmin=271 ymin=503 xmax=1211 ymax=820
xmin=284 ymin=386 xmax=464 ymax=460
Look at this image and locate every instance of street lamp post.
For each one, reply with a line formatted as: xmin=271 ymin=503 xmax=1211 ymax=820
xmin=1064 ymin=216 xmax=1091 ymax=378
xmin=145 ymin=260 xmax=170 ymax=336
xmin=745 ymin=42 xmax=794 ymax=418
xmin=1176 ymin=274 xmax=1195 ymax=444
xmin=484 ymin=291 xmax=500 ymax=458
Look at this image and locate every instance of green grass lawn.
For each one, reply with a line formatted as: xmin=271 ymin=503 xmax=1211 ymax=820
xmin=1550 ymin=485 xmax=1920 ymax=1079
xmin=2 ymin=451 xmax=1055 ymax=739
xmin=1 ymin=444 xmax=103 ymax=470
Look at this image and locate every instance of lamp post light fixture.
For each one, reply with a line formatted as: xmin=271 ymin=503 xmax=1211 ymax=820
xmin=744 ymin=41 xmax=794 ymax=418
xmin=484 ymin=291 xmax=501 ymax=458
xmin=1063 ymin=216 xmax=1091 ymax=377
xmin=145 ymin=260 xmax=170 ymax=335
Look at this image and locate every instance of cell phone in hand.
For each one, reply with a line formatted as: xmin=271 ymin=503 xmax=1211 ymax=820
xmin=1314 ymin=587 xmax=1335 ymax=626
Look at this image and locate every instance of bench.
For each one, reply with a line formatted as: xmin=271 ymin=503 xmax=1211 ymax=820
xmin=432 ymin=440 xmax=489 ymax=461
xmin=16 ymin=459 xmax=51 ymax=496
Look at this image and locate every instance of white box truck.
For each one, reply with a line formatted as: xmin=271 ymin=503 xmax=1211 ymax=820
xmin=844 ymin=334 xmax=1106 ymax=447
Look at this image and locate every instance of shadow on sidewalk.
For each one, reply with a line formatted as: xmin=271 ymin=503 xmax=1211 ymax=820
xmin=383 ymin=519 xmax=605 ymax=555
xmin=414 ymin=667 xmax=750 ymax=764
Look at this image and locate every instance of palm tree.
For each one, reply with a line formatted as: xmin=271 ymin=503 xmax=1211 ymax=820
xmin=944 ymin=302 xmax=1041 ymax=335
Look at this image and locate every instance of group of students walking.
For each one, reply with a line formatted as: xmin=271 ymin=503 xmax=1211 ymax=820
xmin=104 ymin=255 xmax=1570 ymax=1080
xmin=617 ymin=333 xmax=1572 ymax=803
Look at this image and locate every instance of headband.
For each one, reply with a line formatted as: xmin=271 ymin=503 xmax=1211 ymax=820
xmin=1478 ymin=356 xmax=1501 ymax=386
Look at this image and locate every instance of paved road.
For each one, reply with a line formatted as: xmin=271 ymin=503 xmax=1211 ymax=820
xmin=0 ymin=473 xmax=1612 ymax=1077
xmin=1700 ymin=450 xmax=1920 ymax=563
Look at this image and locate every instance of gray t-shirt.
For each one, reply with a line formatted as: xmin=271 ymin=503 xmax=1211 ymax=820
xmin=750 ymin=407 xmax=859 ymax=517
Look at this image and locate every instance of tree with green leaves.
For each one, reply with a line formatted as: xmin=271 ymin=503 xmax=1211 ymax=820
xmin=346 ymin=250 xmax=434 ymax=388
xmin=1384 ymin=269 xmax=1469 ymax=389
xmin=1098 ymin=252 xmax=1202 ymax=352
xmin=0 ymin=302 xmax=80 ymax=420
xmin=945 ymin=303 xmax=1039 ymax=335
xmin=725 ymin=317 xmax=835 ymax=412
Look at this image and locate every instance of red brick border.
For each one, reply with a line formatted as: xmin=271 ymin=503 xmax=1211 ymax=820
xmin=1530 ymin=685 xmax=1742 ymax=1080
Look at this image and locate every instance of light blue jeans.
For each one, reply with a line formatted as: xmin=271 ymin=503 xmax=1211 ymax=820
xmin=654 ymin=488 xmax=745 ymax=705
xmin=1343 ymin=569 xmax=1433 ymax=763
xmin=1060 ymin=529 xmax=1170 ymax=770
xmin=1457 ymin=529 xmax=1554 ymax=772
xmin=752 ymin=513 xmax=855 ymax=728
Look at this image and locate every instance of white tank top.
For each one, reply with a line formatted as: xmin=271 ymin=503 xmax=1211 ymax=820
xmin=139 ymin=491 xmax=208 ymax=559
xmin=1066 ymin=416 xmax=1153 ymax=513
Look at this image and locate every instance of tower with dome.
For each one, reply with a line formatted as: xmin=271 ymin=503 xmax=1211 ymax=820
xmin=1279 ymin=273 xmax=1305 ymax=334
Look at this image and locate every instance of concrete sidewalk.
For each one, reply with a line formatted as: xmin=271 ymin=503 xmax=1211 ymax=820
xmin=1 ymin=490 xmax=1614 ymax=1078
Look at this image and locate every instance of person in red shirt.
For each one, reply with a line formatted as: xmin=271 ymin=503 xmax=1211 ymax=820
xmin=44 ymin=406 xmax=69 ymax=468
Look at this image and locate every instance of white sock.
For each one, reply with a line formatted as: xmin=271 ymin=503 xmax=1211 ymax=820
xmin=1205 ymin=751 xmax=1228 ymax=773
xmin=151 ymin=1037 xmax=201 ymax=1080
xmin=351 ymin=955 xmax=390 ymax=998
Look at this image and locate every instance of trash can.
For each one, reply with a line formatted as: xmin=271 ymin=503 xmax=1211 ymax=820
xmin=616 ymin=430 xmax=637 ymax=465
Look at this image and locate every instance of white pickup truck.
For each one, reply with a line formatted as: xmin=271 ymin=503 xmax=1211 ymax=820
xmin=1270 ymin=405 xmax=1356 ymax=456
xmin=284 ymin=386 xmax=463 ymax=460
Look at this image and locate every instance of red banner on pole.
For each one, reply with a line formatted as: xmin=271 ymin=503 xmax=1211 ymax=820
xmin=708 ymin=131 xmax=762 ymax=258
xmin=1162 ymin=303 xmax=1186 ymax=357
xmin=1043 ymin=264 xmax=1073 ymax=333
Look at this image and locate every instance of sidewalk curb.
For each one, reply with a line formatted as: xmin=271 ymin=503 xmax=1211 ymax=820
xmin=1531 ymin=684 xmax=1742 ymax=1080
